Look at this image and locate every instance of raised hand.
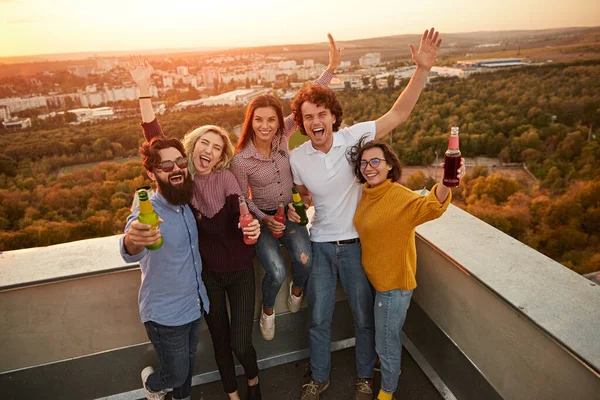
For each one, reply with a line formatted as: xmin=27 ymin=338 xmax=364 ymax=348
xmin=409 ymin=28 xmax=442 ymax=71
xmin=439 ymin=158 xmax=466 ymax=187
xmin=127 ymin=55 xmax=153 ymax=89
xmin=326 ymin=33 xmax=343 ymax=73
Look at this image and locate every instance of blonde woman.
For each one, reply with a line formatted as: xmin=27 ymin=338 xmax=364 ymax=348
xmin=129 ymin=58 xmax=262 ymax=400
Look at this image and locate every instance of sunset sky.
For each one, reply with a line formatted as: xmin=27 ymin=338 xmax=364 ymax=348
xmin=1 ymin=0 xmax=599 ymax=57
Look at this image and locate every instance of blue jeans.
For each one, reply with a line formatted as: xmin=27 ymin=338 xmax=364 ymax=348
xmin=375 ymin=289 xmax=413 ymax=394
xmin=144 ymin=318 xmax=202 ymax=400
xmin=255 ymin=220 xmax=312 ymax=308
xmin=308 ymin=241 xmax=376 ymax=383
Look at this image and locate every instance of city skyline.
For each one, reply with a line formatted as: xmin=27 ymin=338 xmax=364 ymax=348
xmin=1 ymin=0 xmax=599 ymax=58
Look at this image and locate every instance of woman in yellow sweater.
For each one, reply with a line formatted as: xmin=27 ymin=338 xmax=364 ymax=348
xmin=348 ymin=136 xmax=464 ymax=400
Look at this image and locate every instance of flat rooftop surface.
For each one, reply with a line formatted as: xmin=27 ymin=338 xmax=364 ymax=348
xmin=191 ymin=347 xmax=443 ymax=400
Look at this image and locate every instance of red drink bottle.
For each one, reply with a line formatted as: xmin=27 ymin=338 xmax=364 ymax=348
xmin=443 ymin=127 xmax=461 ymax=187
xmin=238 ymin=197 xmax=256 ymax=245
xmin=272 ymin=202 xmax=286 ymax=239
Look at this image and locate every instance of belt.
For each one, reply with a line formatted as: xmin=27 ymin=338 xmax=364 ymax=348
xmin=261 ymin=209 xmax=278 ymax=216
xmin=327 ymin=238 xmax=360 ymax=245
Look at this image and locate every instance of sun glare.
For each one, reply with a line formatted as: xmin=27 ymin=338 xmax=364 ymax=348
xmin=0 ymin=0 xmax=598 ymax=57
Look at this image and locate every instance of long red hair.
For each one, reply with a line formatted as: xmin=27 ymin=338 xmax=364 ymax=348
xmin=236 ymin=95 xmax=285 ymax=153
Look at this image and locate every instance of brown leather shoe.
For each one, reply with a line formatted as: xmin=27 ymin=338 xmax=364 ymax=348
xmin=355 ymin=378 xmax=374 ymax=400
xmin=300 ymin=378 xmax=330 ymax=400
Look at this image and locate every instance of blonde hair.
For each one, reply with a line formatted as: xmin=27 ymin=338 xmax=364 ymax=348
xmin=182 ymin=125 xmax=234 ymax=176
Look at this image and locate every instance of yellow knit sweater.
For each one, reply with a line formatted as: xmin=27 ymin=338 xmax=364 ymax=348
xmin=354 ymin=180 xmax=452 ymax=292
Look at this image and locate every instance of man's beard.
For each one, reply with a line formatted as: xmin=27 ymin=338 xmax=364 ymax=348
xmin=155 ymin=170 xmax=194 ymax=206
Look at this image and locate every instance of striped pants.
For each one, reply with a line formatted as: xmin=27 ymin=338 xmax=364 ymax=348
xmin=202 ymin=267 xmax=259 ymax=394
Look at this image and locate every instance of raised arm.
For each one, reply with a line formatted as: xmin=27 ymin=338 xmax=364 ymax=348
xmin=127 ymin=56 xmax=164 ymax=141
xmin=283 ymin=33 xmax=343 ymax=137
xmin=375 ymin=28 xmax=442 ymax=140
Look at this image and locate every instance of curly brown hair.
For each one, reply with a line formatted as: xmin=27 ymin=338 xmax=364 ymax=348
xmin=291 ymin=84 xmax=343 ymax=135
xmin=346 ymin=135 xmax=403 ymax=184
xmin=140 ymin=136 xmax=187 ymax=171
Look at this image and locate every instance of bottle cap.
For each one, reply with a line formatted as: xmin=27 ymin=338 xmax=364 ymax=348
xmin=292 ymin=191 xmax=302 ymax=202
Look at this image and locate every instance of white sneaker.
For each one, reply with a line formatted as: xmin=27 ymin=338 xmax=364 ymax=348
xmin=141 ymin=366 xmax=166 ymax=400
xmin=260 ymin=310 xmax=275 ymax=340
xmin=287 ymin=280 xmax=304 ymax=313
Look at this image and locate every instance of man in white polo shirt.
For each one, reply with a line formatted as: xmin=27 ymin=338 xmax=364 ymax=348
xmin=288 ymin=28 xmax=442 ymax=400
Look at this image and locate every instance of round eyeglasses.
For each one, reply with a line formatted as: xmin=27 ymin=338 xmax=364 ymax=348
xmin=360 ymin=158 xmax=386 ymax=169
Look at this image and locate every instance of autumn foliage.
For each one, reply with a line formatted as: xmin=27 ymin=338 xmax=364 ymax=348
xmin=0 ymin=60 xmax=598 ymax=274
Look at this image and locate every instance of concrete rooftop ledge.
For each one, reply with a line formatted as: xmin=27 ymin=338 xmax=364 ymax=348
xmin=0 ymin=209 xmax=316 ymax=291
xmin=0 ymin=235 xmax=137 ymax=290
xmin=416 ymin=205 xmax=600 ymax=375
xmin=1 ymin=205 xmax=598 ymax=376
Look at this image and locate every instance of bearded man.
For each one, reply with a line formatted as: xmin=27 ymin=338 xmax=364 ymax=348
xmin=120 ymin=136 xmax=210 ymax=400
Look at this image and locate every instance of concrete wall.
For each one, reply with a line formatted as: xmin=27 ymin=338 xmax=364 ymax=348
xmin=413 ymin=241 xmax=600 ymax=399
xmin=0 ymin=270 xmax=145 ymax=372
xmin=411 ymin=204 xmax=600 ymax=400
xmin=0 ymin=253 xmax=348 ymax=373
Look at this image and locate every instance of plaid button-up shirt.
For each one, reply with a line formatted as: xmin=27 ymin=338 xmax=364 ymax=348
xmin=231 ymin=70 xmax=334 ymax=221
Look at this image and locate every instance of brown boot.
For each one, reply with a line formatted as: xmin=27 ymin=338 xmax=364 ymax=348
xmin=300 ymin=378 xmax=330 ymax=400
xmin=354 ymin=378 xmax=374 ymax=400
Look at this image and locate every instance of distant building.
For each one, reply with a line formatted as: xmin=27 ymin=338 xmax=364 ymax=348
xmin=329 ymin=77 xmax=345 ymax=92
xmin=0 ymin=96 xmax=47 ymax=113
xmin=182 ymin=75 xmax=198 ymax=87
xmin=455 ymin=58 xmax=530 ymax=69
xmin=339 ymin=61 xmax=351 ymax=70
xmin=163 ymin=76 xmax=174 ymax=88
xmin=78 ymin=85 xmax=158 ymax=107
xmin=430 ymin=66 xmax=465 ymax=78
xmin=475 ymin=43 xmax=502 ymax=48
xmin=202 ymin=67 xmax=221 ymax=88
xmin=359 ymin=53 xmax=381 ymax=67
xmin=67 ymin=107 xmax=115 ymax=123
xmin=176 ymin=66 xmax=189 ymax=76
xmin=0 ymin=106 xmax=9 ymax=121
xmin=46 ymin=93 xmax=79 ymax=109
xmin=96 ymin=58 xmax=117 ymax=72
xmin=37 ymin=111 xmax=65 ymax=120
xmin=259 ymin=69 xmax=277 ymax=83
xmin=2 ymin=117 xmax=31 ymax=130
xmin=278 ymin=60 xmax=296 ymax=70
xmin=67 ymin=65 xmax=94 ymax=78
xmin=303 ymin=59 xmax=314 ymax=68
xmin=173 ymin=87 xmax=271 ymax=110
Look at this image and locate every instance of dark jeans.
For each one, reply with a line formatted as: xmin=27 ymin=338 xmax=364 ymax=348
xmin=203 ymin=268 xmax=259 ymax=394
xmin=144 ymin=318 xmax=202 ymax=400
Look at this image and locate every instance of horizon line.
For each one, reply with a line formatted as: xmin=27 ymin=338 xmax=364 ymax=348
xmin=1 ymin=25 xmax=597 ymax=61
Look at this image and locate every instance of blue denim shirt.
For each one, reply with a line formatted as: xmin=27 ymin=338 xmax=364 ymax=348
xmin=120 ymin=191 xmax=210 ymax=326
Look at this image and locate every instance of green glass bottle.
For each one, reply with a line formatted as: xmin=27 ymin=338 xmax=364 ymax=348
xmin=292 ymin=188 xmax=309 ymax=226
xmin=137 ymin=188 xmax=163 ymax=250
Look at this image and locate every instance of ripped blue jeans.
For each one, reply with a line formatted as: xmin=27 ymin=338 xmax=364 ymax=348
xmin=255 ymin=220 xmax=312 ymax=308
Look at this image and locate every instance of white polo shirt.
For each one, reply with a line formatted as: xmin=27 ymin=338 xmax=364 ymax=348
xmin=290 ymin=121 xmax=376 ymax=242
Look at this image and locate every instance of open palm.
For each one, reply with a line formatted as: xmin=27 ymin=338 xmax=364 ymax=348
xmin=409 ymin=28 xmax=442 ymax=71
xmin=127 ymin=55 xmax=153 ymax=87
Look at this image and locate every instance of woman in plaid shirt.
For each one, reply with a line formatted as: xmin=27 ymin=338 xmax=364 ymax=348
xmin=230 ymin=34 xmax=342 ymax=340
